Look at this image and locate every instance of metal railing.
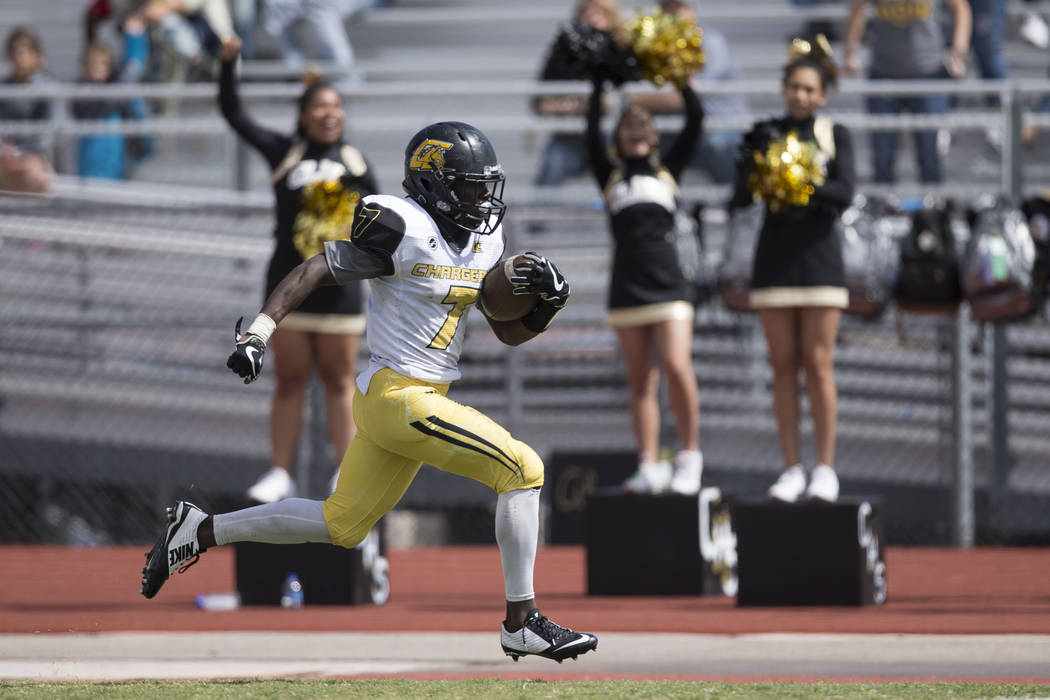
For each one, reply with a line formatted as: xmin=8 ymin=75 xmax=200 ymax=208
xmin=3 ymin=77 xmax=1050 ymax=197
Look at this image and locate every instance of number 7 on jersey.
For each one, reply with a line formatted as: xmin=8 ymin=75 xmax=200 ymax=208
xmin=428 ymin=285 xmax=478 ymax=350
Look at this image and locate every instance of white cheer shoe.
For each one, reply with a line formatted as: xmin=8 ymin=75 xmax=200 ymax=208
xmin=805 ymin=464 xmax=840 ymax=502
xmin=669 ymin=450 xmax=703 ymax=495
xmin=246 ymin=466 xmax=297 ymax=503
xmin=622 ymin=459 xmax=672 ymax=494
xmin=767 ymin=464 xmax=807 ymax=503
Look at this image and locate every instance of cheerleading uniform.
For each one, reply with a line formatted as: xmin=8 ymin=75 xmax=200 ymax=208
xmin=219 ymin=61 xmax=379 ymax=331
xmin=587 ymin=82 xmax=703 ymax=326
xmin=730 ymin=115 xmax=855 ymax=309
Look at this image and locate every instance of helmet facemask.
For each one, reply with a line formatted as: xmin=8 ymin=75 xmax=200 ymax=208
xmin=438 ymin=167 xmax=506 ymax=235
xmin=403 ymin=122 xmax=508 ymax=237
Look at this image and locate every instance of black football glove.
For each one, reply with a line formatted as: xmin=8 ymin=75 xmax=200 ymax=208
xmin=508 ymin=252 xmax=571 ymax=309
xmin=227 ymin=317 xmax=267 ymax=384
xmin=508 ymin=252 xmax=570 ymax=333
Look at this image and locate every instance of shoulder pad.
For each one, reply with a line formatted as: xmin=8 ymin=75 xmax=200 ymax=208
xmin=350 ymin=200 xmax=406 ymax=274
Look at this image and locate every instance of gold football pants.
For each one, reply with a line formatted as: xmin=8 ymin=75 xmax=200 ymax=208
xmin=322 ymin=368 xmax=544 ymax=548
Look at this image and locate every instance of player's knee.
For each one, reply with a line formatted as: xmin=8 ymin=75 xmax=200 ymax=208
xmin=322 ymin=496 xmax=372 ymax=550
xmin=326 ymin=513 xmax=370 ymax=550
xmin=330 ymin=526 xmax=368 ymax=550
xmin=497 ymin=440 xmax=544 ymax=493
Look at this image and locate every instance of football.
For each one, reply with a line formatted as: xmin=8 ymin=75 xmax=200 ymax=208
xmin=480 ymin=254 xmax=538 ymax=321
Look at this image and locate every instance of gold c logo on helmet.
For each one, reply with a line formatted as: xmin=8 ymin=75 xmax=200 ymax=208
xmin=409 ymin=139 xmax=453 ymax=171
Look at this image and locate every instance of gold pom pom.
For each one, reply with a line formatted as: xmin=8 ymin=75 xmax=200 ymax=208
xmin=293 ymin=180 xmax=361 ymax=260
xmin=624 ymin=8 xmax=705 ymax=88
xmin=747 ymin=131 xmax=827 ymax=212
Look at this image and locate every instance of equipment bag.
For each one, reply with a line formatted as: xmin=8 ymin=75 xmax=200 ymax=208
xmin=963 ymin=201 xmax=1039 ymax=322
xmin=894 ymin=203 xmax=962 ymax=309
xmin=839 ymin=195 xmax=898 ymax=320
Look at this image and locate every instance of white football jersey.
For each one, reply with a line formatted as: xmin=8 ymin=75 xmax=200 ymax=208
xmin=341 ymin=194 xmax=505 ymax=392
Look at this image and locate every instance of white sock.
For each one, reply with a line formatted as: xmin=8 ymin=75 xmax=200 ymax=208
xmin=212 ymin=498 xmax=332 ymax=546
xmin=495 ymin=488 xmax=539 ymax=603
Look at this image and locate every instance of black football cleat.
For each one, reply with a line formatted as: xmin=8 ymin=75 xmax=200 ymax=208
xmin=139 ymin=501 xmax=208 ymax=599
xmin=500 ymin=609 xmax=598 ymax=663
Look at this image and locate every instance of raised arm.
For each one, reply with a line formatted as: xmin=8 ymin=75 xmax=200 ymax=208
xmin=217 ymin=38 xmax=289 ymax=167
xmin=661 ymin=82 xmax=703 ymax=181
xmin=586 ymin=79 xmax=614 ymax=187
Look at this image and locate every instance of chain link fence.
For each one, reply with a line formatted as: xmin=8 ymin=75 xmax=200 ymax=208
xmin=3 ymin=178 xmax=1050 ymax=548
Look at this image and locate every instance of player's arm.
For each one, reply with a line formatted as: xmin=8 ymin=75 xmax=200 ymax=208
xmin=227 ymin=200 xmax=405 ymax=383
xmin=485 ymin=253 xmax=570 ymax=347
xmin=485 ymin=317 xmax=539 ymax=347
xmin=225 ymin=254 xmax=338 ymax=384
xmin=264 ymin=255 xmax=337 ymax=323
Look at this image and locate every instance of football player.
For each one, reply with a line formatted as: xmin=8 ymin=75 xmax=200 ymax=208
xmin=139 ymin=121 xmax=598 ymax=664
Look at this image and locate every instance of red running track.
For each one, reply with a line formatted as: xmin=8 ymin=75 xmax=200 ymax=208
xmin=1 ymin=545 xmax=1048 ymax=634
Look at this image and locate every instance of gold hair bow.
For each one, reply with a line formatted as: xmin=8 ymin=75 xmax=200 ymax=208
xmin=300 ymin=66 xmax=324 ymax=89
xmin=787 ymin=33 xmax=833 ymax=61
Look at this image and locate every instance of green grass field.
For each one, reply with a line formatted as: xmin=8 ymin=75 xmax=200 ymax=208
xmin=2 ymin=680 xmax=1049 ymax=699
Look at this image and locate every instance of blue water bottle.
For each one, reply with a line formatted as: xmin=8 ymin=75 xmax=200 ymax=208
xmin=280 ymin=573 xmax=304 ymax=609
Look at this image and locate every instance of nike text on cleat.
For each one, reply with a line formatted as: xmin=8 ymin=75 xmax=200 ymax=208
xmin=500 ymin=609 xmax=598 ymax=663
xmin=139 ymin=501 xmax=208 ymax=599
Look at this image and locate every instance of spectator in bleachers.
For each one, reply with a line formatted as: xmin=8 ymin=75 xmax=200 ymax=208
xmin=787 ymin=0 xmax=841 ymax=44
xmin=532 ymin=0 xmax=623 ymax=187
xmin=141 ymin=0 xmax=237 ymax=78
xmin=85 ymin=0 xmax=123 ymax=45
xmin=0 ymin=27 xmax=54 ymax=194
xmin=587 ymin=63 xmax=705 ymax=496
xmin=844 ymin=0 xmax=971 ymax=184
xmin=629 ymin=0 xmax=749 ymax=185
xmin=73 ymin=14 xmax=153 ymax=180
xmin=229 ymin=0 xmax=258 ymax=59
xmin=260 ymin=0 xmax=356 ymax=75
xmin=729 ymin=37 xmax=854 ymax=503
xmin=967 ymin=0 xmax=1007 ymax=149
xmin=218 ymin=36 xmax=379 ymax=503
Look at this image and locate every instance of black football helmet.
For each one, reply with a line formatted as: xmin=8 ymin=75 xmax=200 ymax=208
xmin=403 ymin=121 xmax=507 ymax=235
